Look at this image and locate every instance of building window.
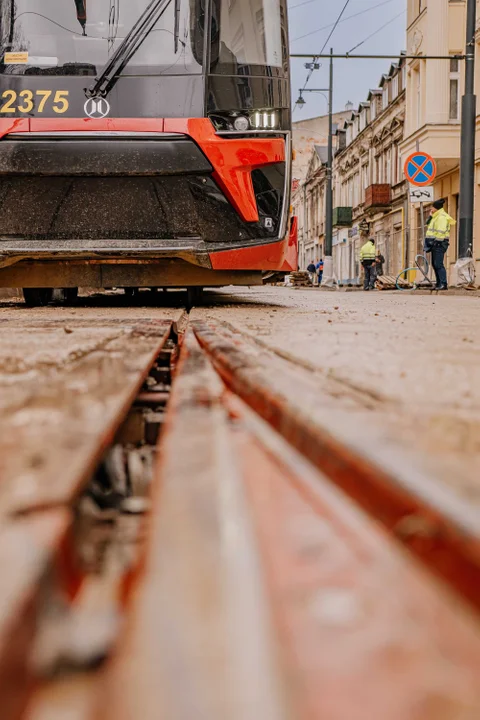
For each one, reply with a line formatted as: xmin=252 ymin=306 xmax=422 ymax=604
xmin=353 ymin=172 xmax=360 ymax=207
xmin=386 ymin=148 xmax=392 ymax=185
xmin=371 ymin=99 xmax=377 ymax=121
xmin=449 ymin=57 xmax=460 ymax=121
xmin=391 ymin=74 xmax=399 ymax=100
xmin=382 ymin=84 xmax=389 ymax=110
xmin=363 ymin=163 xmax=369 ymax=191
xmin=415 ymin=67 xmax=421 ymax=128
xmin=391 ymin=145 xmax=397 ymax=185
xmin=360 ymin=109 xmax=367 ymax=131
xmin=352 ymin=119 xmax=358 ymax=139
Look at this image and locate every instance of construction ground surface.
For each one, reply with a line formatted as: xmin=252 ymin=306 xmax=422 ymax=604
xmin=2 ymin=285 xmax=480 ymax=720
xmin=1 ymin=286 xmax=479 ymax=506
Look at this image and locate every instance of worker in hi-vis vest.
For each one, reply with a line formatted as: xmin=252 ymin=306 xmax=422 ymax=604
xmin=360 ymin=238 xmax=377 ymax=291
xmin=425 ymin=198 xmax=456 ymax=290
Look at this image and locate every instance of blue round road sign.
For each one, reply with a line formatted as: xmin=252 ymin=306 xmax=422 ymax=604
xmin=404 ymin=152 xmax=437 ymax=187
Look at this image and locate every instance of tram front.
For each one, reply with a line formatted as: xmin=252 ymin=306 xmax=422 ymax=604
xmin=0 ymin=0 xmax=294 ymax=304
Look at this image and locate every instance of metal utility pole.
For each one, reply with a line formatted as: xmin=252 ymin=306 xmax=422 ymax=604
xmin=296 ymin=49 xmax=334 ymax=283
xmin=458 ymin=0 xmax=477 ymax=258
xmin=325 ymin=48 xmax=334 ymax=259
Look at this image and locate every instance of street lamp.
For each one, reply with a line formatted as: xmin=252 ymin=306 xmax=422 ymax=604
xmin=295 ymin=49 xmax=334 ymax=285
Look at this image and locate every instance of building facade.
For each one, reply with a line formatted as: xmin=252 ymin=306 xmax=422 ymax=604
xmin=334 ymin=58 xmax=407 ymax=283
xmin=292 ymin=111 xmax=352 ymax=268
xmin=295 ymin=145 xmax=328 ymax=269
xmin=294 ymin=60 xmax=408 ymax=282
xmin=401 ymin=0 xmax=480 ymax=280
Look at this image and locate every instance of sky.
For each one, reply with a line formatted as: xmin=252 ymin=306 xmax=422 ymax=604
xmin=288 ymin=0 xmax=408 ymax=120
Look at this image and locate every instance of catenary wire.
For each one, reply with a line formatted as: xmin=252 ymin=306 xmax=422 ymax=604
xmin=294 ymin=0 xmax=352 ymax=113
xmin=291 ymin=0 xmax=396 ymax=43
xmin=289 ymin=0 xmax=327 ymax=9
xmin=347 ymin=9 xmax=406 ymax=54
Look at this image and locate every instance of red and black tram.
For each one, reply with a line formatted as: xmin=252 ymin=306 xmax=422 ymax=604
xmin=0 ymin=0 xmax=296 ymax=305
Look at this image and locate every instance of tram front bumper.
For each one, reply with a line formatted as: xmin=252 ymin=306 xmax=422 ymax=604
xmin=0 ymin=237 xmax=212 ymax=270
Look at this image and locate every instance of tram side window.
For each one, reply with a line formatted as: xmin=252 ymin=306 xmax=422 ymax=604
xmin=211 ymin=0 xmax=285 ymax=74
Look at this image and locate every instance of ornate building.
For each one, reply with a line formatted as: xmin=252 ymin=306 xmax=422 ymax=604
xmin=333 ymin=57 xmax=407 ymax=284
xmin=401 ymin=0 xmax=480 ymax=281
xmin=293 ymin=58 xmax=407 ymax=283
xmin=292 ymin=111 xmax=352 ymax=269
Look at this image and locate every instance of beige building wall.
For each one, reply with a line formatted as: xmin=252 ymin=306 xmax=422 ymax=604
xmin=292 ymin=111 xmax=351 ymax=268
xmin=292 ymin=111 xmax=351 ymax=184
xmin=294 ymin=62 xmax=408 ymax=279
xmin=334 ymin=60 xmax=408 ymax=283
xmin=401 ymin=0 xmax=480 ymax=279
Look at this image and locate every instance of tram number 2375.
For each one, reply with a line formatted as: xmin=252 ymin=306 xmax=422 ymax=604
xmin=0 ymin=89 xmax=69 ymax=114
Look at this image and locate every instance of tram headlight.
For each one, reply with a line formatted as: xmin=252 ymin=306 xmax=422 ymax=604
xmin=208 ymin=109 xmax=281 ymax=133
xmin=250 ymin=111 xmax=279 ymax=130
xmin=233 ymin=115 xmax=250 ymax=132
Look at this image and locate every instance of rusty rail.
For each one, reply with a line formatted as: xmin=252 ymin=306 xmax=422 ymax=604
xmin=98 ymin=327 xmax=480 ymax=720
xmin=192 ymin=320 xmax=480 ymax=612
xmin=0 ymin=320 xmax=173 ymax=720
xmin=1 ymin=317 xmax=480 ymax=719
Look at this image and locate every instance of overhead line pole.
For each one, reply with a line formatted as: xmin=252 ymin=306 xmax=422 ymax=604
xmin=296 ymin=52 xmax=335 ymax=284
xmin=325 ymin=48 xmax=334 ymax=261
xmin=458 ymin=0 xmax=477 ymax=258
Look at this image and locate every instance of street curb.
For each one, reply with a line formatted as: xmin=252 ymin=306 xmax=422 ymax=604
xmin=399 ymin=289 xmax=480 ymax=297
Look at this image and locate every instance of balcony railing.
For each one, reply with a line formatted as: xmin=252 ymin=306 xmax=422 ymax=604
xmin=333 ymin=207 xmax=353 ymax=227
xmin=365 ymin=184 xmax=391 ymax=209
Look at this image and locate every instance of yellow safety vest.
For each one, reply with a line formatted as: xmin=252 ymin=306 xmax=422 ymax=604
xmin=427 ymin=209 xmax=456 ymax=241
xmin=360 ymin=242 xmax=376 ymax=262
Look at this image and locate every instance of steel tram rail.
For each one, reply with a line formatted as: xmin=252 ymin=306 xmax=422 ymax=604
xmin=0 ymin=318 xmax=478 ymax=719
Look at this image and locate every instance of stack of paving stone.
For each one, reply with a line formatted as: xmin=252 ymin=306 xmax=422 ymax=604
xmin=289 ymin=271 xmax=313 ymax=287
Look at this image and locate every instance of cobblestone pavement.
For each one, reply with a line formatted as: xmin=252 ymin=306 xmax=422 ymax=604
xmin=193 ymin=287 xmax=480 ymax=504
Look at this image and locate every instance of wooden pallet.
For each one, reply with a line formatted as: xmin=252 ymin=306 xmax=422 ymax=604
xmin=376 ymin=275 xmax=411 ymax=290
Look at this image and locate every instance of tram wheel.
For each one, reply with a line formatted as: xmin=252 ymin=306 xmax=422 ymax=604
xmin=186 ymin=287 xmax=204 ymax=308
xmin=22 ymin=288 xmax=54 ymax=307
xmin=62 ymin=288 xmax=79 ymax=305
xmin=124 ymin=287 xmax=139 ymax=299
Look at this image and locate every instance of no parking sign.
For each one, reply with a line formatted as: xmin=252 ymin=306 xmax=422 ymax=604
xmin=404 ymin=152 xmax=437 ymax=187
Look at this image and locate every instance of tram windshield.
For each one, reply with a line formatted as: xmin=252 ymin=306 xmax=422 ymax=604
xmin=0 ymin=0 xmax=202 ymax=75
xmin=212 ymin=0 xmax=288 ymax=75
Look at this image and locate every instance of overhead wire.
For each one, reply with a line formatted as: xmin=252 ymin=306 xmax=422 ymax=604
xmin=289 ymin=0 xmax=325 ymax=9
xmin=291 ymin=0 xmax=396 ymax=43
xmin=294 ymin=0 xmax=352 ymax=113
xmin=346 ymin=9 xmax=407 ymax=54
